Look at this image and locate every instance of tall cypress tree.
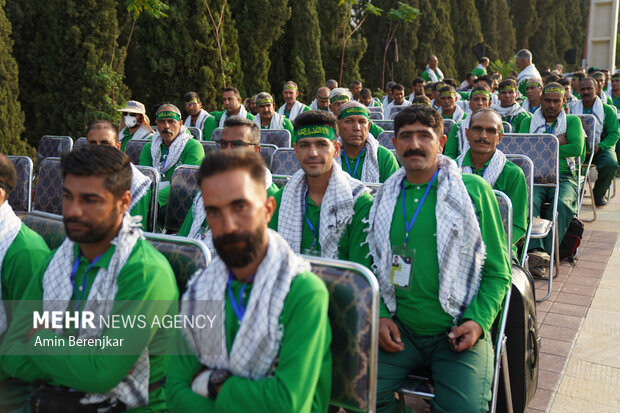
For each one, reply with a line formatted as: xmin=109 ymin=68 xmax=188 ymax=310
xmin=268 ymin=0 xmax=325 ymax=103
xmin=509 ymin=0 xmax=539 ymax=50
xmin=529 ymin=0 xmax=565 ymax=69
xmin=450 ymin=0 xmax=483 ymax=79
xmin=229 ymin=0 xmax=290 ymax=97
xmin=414 ymin=0 xmax=456 ymax=78
xmin=0 ymin=0 xmax=30 ymax=156
xmin=477 ymin=0 xmax=515 ymax=62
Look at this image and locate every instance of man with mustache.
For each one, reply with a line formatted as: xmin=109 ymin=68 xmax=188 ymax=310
xmin=204 ymin=87 xmax=255 ymax=140
xmin=457 ymin=108 xmax=528 ymax=254
xmin=329 ymin=88 xmax=385 ymax=143
xmin=569 ymin=77 xmax=619 ymax=207
xmin=252 ymin=92 xmax=295 ymax=137
xmin=3 ymin=145 xmax=178 ymax=412
xmin=269 ymin=110 xmax=373 ymax=269
xmin=166 ymin=150 xmax=332 ymax=412
xmin=367 ymin=105 xmax=511 ymax=412
xmin=443 ymin=86 xmax=492 ymax=159
xmin=139 ymin=104 xmax=205 ymax=208
xmin=278 ymin=81 xmax=311 ymax=122
xmin=519 ymin=82 xmax=585 ymax=278
xmin=336 ymin=102 xmax=399 ymax=183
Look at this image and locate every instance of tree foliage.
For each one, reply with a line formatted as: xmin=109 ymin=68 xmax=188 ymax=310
xmin=450 ymin=0 xmax=483 ymax=79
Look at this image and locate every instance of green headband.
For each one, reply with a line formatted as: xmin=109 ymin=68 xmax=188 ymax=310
xmin=317 ymin=95 xmax=330 ymax=101
xmin=612 ymin=74 xmax=620 ymax=80
xmin=470 ymin=89 xmax=491 ymax=99
xmin=284 ymin=85 xmax=298 ymax=92
xmin=543 ymin=87 xmax=565 ymax=95
xmin=256 ymin=97 xmax=273 ymax=106
xmin=330 ymin=95 xmax=350 ymax=104
xmin=186 ymin=99 xmax=199 ymax=104
xmin=526 ymin=81 xmax=542 ymax=88
xmin=500 ymin=86 xmax=516 ymax=93
xmin=157 ymin=111 xmax=181 ymax=121
xmin=339 ymin=106 xmax=369 ymax=119
xmin=440 ymin=91 xmax=456 ymax=97
xmin=294 ymin=125 xmax=336 ymax=141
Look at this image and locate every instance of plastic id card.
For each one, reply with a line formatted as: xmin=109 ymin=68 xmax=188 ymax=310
xmin=390 ymin=245 xmax=415 ymax=290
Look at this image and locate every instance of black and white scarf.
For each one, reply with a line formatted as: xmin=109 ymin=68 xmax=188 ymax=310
xmin=0 ymin=201 xmax=22 ymax=335
xmin=149 ymin=126 xmax=193 ymax=176
xmin=457 ymin=149 xmax=507 ymax=188
xmin=335 ymin=134 xmax=381 ymax=183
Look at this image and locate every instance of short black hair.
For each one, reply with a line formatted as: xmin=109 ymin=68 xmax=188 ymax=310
xmin=223 ymin=116 xmax=260 ymax=145
xmin=349 ymin=80 xmax=362 ymax=88
xmin=61 ymin=145 xmax=132 ymax=198
xmin=392 ymin=83 xmax=405 ymax=92
xmin=475 ymin=75 xmax=493 ymax=87
xmin=0 ymin=153 xmax=17 ymax=193
xmin=223 ymin=87 xmax=241 ymax=97
xmin=557 ymin=77 xmax=571 ymax=87
xmin=197 ymin=149 xmax=266 ymax=190
xmin=431 ymin=82 xmax=446 ymax=92
xmin=544 ymin=74 xmax=561 ymax=84
xmin=572 ymin=72 xmax=585 ymax=80
xmin=293 ymin=110 xmax=338 ymax=135
xmin=359 ymin=88 xmax=372 ymax=98
xmin=443 ymin=78 xmax=457 ymax=88
xmin=412 ymin=78 xmax=425 ymax=86
xmin=498 ymin=79 xmax=517 ymax=90
xmin=184 ymin=91 xmax=201 ymax=103
xmin=86 ymin=120 xmax=119 ymax=143
xmin=394 ymin=105 xmax=443 ymax=138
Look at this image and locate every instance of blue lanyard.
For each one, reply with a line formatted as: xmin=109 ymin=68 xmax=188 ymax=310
xmin=530 ymin=105 xmax=539 ymax=113
xmin=304 ymin=192 xmax=319 ymax=251
xmin=162 ymin=148 xmax=170 ymax=170
xmin=544 ymin=123 xmax=554 ymax=134
xmin=612 ymin=95 xmax=620 ymax=108
xmin=401 ymin=169 xmax=439 ymax=246
xmin=584 ymin=106 xmax=593 ymax=115
xmin=70 ymin=251 xmax=103 ymax=311
xmin=480 ymin=165 xmax=488 ymax=177
xmin=227 ymin=271 xmax=255 ymax=321
xmin=343 ymin=147 xmax=367 ymax=178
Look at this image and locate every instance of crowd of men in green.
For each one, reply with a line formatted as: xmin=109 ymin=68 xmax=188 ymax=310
xmin=0 ymin=46 xmax=617 ymax=412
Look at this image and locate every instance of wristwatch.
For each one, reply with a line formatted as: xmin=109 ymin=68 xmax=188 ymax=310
xmin=208 ymin=369 xmax=232 ymax=400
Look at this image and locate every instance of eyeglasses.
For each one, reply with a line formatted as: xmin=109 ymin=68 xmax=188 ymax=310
xmin=469 ymin=125 xmax=500 ymax=135
xmin=216 ymin=139 xmax=258 ymax=148
xmin=122 ymin=112 xmax=138 ymax=117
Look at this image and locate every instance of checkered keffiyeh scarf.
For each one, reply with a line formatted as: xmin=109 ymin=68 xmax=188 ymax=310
xmin=41 ymin=214 xmax=150 ymax=409
xmin=120 ymin=124 xmax=154 ymax=144
xmin=439 ymin=103 xmax=466 ymax=123
xmin=150 ymin=126 xmax=192 ymax=176
xmin=529 ymin=106 xmax=574 ymax=172
xmin=278 ymin=101 xmax=306 ymax=122
xmin=219 ymin=106 xmax=249 ymax=128
xmin=569 ymin=96 xmax=605 ymax=144
xmin=457 ymin=149 xmax=507 ymax=188
xmin=367 ymin=156 xmax=486 ymax=323
xmin=457 ymin=116 xmax=472 ymax=156
xmin=0 ymin=201 xmax=22 ymax=335
xmin=129 ymin=163 xmax=151 ymax=212
xmin=181 ymin=229 xmax=310 ymax=379
xmin=254 ymin=112 xmax=284 ymax=130
xmin=278 ymin=162 xmax=368 ymax=258
xmin=491 ymin=102 xmax=525 ymax=120
xmin=335 ymin=134 xmax=381 ymax=183
xmin=185 ymin=109 xmax=212 ymax=131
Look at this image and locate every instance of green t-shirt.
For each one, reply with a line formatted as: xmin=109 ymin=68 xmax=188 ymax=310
xmin=130 ymin=188 xmax=151 ymax=231
xmin=443 ymin=121 xmax=464 ymax=159
xmin=580 ymin=102 xmax=620 ymax=151
xmin=166 ymin=271 xmax=332 ymax=413
xmin=502 ymin=111 xmax=531 ymax=133
xmin=203 ymin=110 xmax=256 ymax=141
xmin=340 ymin=144 xmax=400 ymax=183
xmin=2 ymin=239 xmax=179 ymax=412
xmin=120 ymin=129 xmax=154 ymax=152
xmin=138 ymin=138 xmax=205 ymax=207
xmin=369 ymin=121 xmax=384 ymax=139
xmin=379 ymin=173 xmax=512 ymax=336
xmin=281 ymin=103 xmax=311 ymax=119
xmin=472 ymin=67 xmax=486 ymax=77
xmin=269 ymin=186 xmax=374 ymax=269
xmin=422 ymin=69 xmax=442 ymax=83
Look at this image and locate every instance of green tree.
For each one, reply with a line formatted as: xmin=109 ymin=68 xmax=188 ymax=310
xmin=228 ymin=0 xmax=290 ymax=97
xmin=268 ymin=0 xmax=325 ymax=103
xmin=413 ymin=0 xmax=456 ymax=78
xmin=0 ymin=0 xmax=30 ymax=156
xmin=477 ymin=0 xmax=515 ymax=61
xmin=509 ymin=0 xmax=539 ymax=50
xmin=450 ymin=0 xmax=483 ymax=79
xmin=529 ymin=0 xmax=572 ymax=69
xmin=380 ymin=2 xmax=419 ymax=89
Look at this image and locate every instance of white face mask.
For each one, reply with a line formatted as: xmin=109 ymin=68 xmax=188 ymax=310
xmin=124 ymin=114 xmax=138 ymax=128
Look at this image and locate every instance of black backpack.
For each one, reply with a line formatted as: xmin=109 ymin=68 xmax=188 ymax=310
xmin=559 ymin=218 xmax=584 ymax=261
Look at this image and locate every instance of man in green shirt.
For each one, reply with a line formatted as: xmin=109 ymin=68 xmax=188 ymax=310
xmin=269 ymin=110 xmax=374 ymax=269
xmin=183 ymin=91 xmax=215 ymax=140
xmin=2 ymin=146 xmax=178 ymax=412
xmin=178 ymin=116 xmax=279 ymax=238
xmin=607 ymin=72 xmax=620 ymax=166
xmin=309 ymin=86 xmax=331 ymax=111
xmin=444 ymin=86 xmax=492 ymax=159
xmin=492 ymin=79 xmax=531 ymax=132
xmin=368 ymin=105 xmax=511 ymax=412
xmin=278 ymin=81 xmax=311 ymax=122
xmin=457 ymin=108 xmax=529 ymax=254
xmin=86 ymin=120 xmax=152 ymax=230
xmin=437 ymin=85 xmax=466 ymax=122
xmin=252 ymin=92 xmax=295 ymax=137
xmin=166 ymin=149 xmax=331 ymax=413
xmin=204 ymin=87 xmax=255 ymax=139
xmin=359 ymin=88 xmax=383 ymax=108
xmin=421 ymin=54 xmax=444 ymax=83
xmin=384 ymin=84 xmax=412 ymax=120
xmin=330 ymin=88 xmax=385 ymax=139
xmin=336 ymin=102 xmax=399 ymax=183
xmin=569 ymin=77 xmax=619 ymax=206
xmin=116 ymin=100 xmax=154 ymax=152
xmin=0 ymin=154 xmax=50 ymax=411
xmin=522 ymin=77 xmax=543 ymax=114
xmin=519 ymin=83 xmax=585 ymax=278
xmin=472 ymin=57 xmax=489 ymax=77
xmin=350 ymin=80 xmax=363 ymax=101
xmin=139 ymin=104 xmax=205 ymax=208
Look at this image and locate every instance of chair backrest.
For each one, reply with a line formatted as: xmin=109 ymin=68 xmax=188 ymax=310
xmin=125 ymin=139 xmax=151 ymax=165
xmin=259 ymin=144 xmax=277 ymax=169
xmin=201 ymin=141 xmax=219 ymax=153
xmin=369 ymin=111 xmax=383 ymax=121
xmin=506 ymin=154 xmax=534 ymax=265
xmin=211 ymin=128 xmax=223 ymax=141
xmin=133 ymin=165 xmax=160 ymax=232
xmin=270 ymin=148 xmax=300 ymax=176
xmin=305 ymin=256 xmax=379 ymax=413
xmin=373 ymin=120 xmax=394 ymax=131
xmin=272 ymin=176 xmax=289 ymax=188
xmin=502 ymin=121 xmax=512 ymax=133
xmin=493 ymin=190 xmax=513 ymax=253
xmin=22 ymin=210 xmax=66 ymax=250
xmin=496 ymin=133 xmax=559 ymax=185
xmin=7 ymin=155 xmax=33 ymax=213
xmin=376 ymin=131 xmax=395 ymax=150
xmin=143 ymin=233 xmax=210 ymax=294
xmin=74 ymin=137 xmax=88 ymax=149
xmin=164 ymin=165 xmax=200 ymax=233
xmin=36 ymin=135 xmax=73 ymax=173
xmin=187 ymin=126 xmax=203 ymax=141
xmin=574 ymin=114 xmax=596 ymax=153
xmin=260 ymin=129 xmax=291 ymax=148
xmin=367 ymin=106 xmax=383 ymax=114
xmin=443 ymin=119 xmax=455 ymax=136
xmin=34 ymin=157 xmax=63 ymax=215
xmin=389 ymin=105 xmax=407 ymax=120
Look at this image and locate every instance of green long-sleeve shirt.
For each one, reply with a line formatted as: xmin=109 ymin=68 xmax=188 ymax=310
xmin=369 ymin=121 xmax=384 ymax=139
xmin=139 ymin=138 xmax=205 ymax=207
xmin=120 ymin=128 xmax=154 ymax=152
xmin=581 ymin=102 xmax=620 ymax=151
xmin=340 ymin=145 xmax=400 ymax=183
xmin=130 ymin=188 xmax=151 ymax=231
xmin=203 ymin=111 xmax=256 ymax=141
xmin=459 ymin=150 xmax=529 ymax=248
xmin=503 ymin=111 xmax=531 ymax=133
xmin=518 ymin=115 xmax=585 ymax=174
xmin=2 ymin=239 xmax=178 ymax=412
xmin=0 ymin=224 xmax=50 ymax=408
xmin=379 ymin=174 xmax=512 ymax=336
xmin=444 ymin=121 xmax=464 ymax=159
xmin=269 ymin=187 xmax=374 ymax=269
xmin=607 ymin=93 xmax=620 ymax=113
xmin=166 ymin=271 xmax=332 ymax=413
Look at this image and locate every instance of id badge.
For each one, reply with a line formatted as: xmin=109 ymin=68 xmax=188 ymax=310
xmin=390 ymin=245 xmax=415 ymax=290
